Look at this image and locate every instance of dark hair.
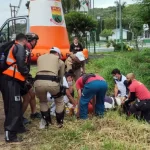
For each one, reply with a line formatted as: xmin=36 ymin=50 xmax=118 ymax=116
xmin=16 ymin=33 xmax=27 ymax=41
xmin=73 ymin=37 xmax=78 ymax=40
xmin=50 ymin=50 xmax=57 ymax=54
xmin=65 ymin=69 xmax=74 ymax=78
xmin=111 ymin=69 xmax=121 ymax=75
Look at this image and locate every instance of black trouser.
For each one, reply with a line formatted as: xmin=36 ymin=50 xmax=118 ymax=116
xmin=129 ymin=100 xmax=150 ymax=122
xmin=1 ymin=75 xmax=23 ymax=140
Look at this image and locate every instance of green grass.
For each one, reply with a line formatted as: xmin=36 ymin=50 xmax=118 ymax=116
xmin=87 ymin=49 xmax=150 ymax=94
xmin=1 ymin=50 xmax=150 ymax=150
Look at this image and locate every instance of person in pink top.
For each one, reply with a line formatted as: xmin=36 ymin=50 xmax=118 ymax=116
xmin=76 ymin=73 xmax=108 ymax=119
xmin=124 ymin=73 xmax=150 ymax=123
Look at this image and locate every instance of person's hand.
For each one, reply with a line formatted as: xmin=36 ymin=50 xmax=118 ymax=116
xmin=121 ymin=100 xmax=125 ymax=105
xmin=76 ymin=110 xmax=79 ymax=119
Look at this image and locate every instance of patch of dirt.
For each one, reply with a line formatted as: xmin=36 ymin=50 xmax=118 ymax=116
xmin=0 ymin=93 xmax=4 ymax=143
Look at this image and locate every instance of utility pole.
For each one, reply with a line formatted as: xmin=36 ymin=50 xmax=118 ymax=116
xmin=93 ymin=0 xmax=94 ymax=17
xmin=10 ymin=4 xmax=19 ymax=33
xmin=119 ymin=0 xmax=123 ymax=51
xmin=116 ymin=3 xmax=118 ymax=44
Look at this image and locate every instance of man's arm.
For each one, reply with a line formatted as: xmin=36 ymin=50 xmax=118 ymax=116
xmin=124 ymin=80 xmax=129 ymax=96
xmin=65 ymin=57 xmax=73 ymax=72
xmin=13 ymin=45 xmax=29 ymax=77
xmin=59 ymin=60 xmax=65 ymax=85
xmin=114 ymin=84 xmax=119 ymax=97
xmin=66 ymin=89 xmax=77 ymax=106
xmin=124 ymin=92 xmax=136 ymax=105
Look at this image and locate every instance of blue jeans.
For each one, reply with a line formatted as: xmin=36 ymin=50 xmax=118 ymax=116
xmin=79 ymin=80 xmax=108 ymax=119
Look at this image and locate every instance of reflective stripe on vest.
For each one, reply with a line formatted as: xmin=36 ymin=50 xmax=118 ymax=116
xmin=3 ymin=44 xmax=25 ymax=81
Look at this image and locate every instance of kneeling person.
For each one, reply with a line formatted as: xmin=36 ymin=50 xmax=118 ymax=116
xmin=111 ymin=69 xmax=128 ymax=104
xmin=124 ymin=73 xmax=150 ymax=122
xmin=49 ymin=71 xmax=77 ymax=116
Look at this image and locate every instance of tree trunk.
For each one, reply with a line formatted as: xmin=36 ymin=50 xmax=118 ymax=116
xmin=135 ymin=36 xmax=139 ymax=51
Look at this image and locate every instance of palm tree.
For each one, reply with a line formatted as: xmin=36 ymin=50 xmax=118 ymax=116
xmin=62 ymin=0 xmax=81 ymax=14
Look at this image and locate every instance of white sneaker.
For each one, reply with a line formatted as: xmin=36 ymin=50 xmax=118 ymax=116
xmin=39 ymin=118 xmax=46 ymax=129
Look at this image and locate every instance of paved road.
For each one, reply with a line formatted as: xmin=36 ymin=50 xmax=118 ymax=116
xmin=88 ymin=47 xmax=114 ymax=53
xmin=87 ymin=44 xmax=150 ymax=53
xmin=0 ymin=94 xmax=4 ymax=143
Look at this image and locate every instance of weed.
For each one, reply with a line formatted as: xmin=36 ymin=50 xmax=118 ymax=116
xmin=1 ymin=50 xmax=150 ymax=150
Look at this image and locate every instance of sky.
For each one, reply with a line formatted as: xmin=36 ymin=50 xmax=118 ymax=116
xmin=0 ymin=0 xmax=135 ymax=26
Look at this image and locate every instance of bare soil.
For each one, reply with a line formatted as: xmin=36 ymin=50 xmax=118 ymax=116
xmin=0 ymin=93 xmax=4 ymax=143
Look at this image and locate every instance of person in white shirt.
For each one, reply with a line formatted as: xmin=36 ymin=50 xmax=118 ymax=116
xmin=47 ymin=71 xmax=77 ymax=116
xmin=111 ymin=69 xmax=128 ymax=104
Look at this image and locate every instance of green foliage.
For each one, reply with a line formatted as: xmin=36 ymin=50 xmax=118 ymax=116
xmin=102 ymin=139 xmax=137 ymax=150
xmin=81 ymin=121 xmax=96 ymax=132
xmin=100 ymin=29 xmax=114 ymax=40
xmin=86 ymin=49 xmax=150 ymax=94
xmin=62 ymin=0 xmax=81 ymax=14
xmin=65 ymin=11 xmax=97 ymax=35
xmin=89 ymin=3 xmax=145 ymax=33
xmin=110 ymin=41 xmax=134 ymax=51
xmin=65 ymin=11 xmax=97 ymax=46
xmin=136 ymin=0 xmax=150 ymax=29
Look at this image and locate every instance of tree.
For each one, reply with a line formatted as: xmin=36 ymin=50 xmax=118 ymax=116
xmin=135 ymin=0 xmax=150 ymax=30
xmin=100 ymin=29 xmax=114 ymax=41
xmin=65 ymin=11 xmax=97 ymax=46
xmin=62 ymin=0 xmax=81 ymax=14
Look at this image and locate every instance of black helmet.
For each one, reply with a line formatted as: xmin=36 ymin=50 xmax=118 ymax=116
xmin=26 ymin=32 xmax=39 ymax=42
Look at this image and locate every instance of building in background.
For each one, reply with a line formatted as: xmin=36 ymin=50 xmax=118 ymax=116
xmin=108 ymin=29 xmax=132 ymax=41
xmin=143 ymin=24 xmax=150 ymax=38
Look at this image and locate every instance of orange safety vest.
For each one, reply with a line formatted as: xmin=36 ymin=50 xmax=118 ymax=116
xmin=3 ymin=43 xmax=25 ymax=81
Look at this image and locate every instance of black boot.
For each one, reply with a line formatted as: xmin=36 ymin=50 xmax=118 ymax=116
xmin=5 ymin=131 xmax=23 ymax=143
xmin=41 ymin=109 xmax=52 ymax=127
xmin=56 ymin=111 xmax=64 ymax=128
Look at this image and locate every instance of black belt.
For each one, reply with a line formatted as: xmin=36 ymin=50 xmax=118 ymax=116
xmin=35 ymin=75 xmax=60 ymax=83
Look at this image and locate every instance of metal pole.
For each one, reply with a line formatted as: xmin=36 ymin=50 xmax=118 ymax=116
xmin=116 ymin=3 xmax=118 ymax=44
xmin=119 ymin=0 xmax=123 ymax=51
xmin=93 ymin=0 xmax=94 ymax=17
xmin=94 ymin=31 xmax=96 ymax=53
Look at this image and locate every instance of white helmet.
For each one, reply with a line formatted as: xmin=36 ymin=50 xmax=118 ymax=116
xmin=50 ymin=47 xmax=61 ymax=55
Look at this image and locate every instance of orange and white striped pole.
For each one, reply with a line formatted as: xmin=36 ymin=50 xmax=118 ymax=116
xmin=29 ymin=0 xmax=70 ymax=61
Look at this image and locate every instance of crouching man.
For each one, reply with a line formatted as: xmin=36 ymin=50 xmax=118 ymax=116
xmin=76 ymin=73 xmax=108 ymax=119
xmin=34 ymin=47 xmax=65 ymax=128
xmin=123 ymin=73 xmax=150 ymax=123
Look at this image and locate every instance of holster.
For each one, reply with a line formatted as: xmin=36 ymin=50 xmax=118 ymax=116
xmin=52 ymin=86 xmax=66 ymax=99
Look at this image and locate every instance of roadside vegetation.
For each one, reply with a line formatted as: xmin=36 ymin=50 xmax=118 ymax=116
xmin=1 ymin=49 xmax=150 ymax=150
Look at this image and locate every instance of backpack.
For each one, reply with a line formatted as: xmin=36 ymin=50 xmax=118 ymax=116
xmin=82 ymin=73 xmax=96 ymax=85
xmin=0 ymin=40 xmax=16 ymax=74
